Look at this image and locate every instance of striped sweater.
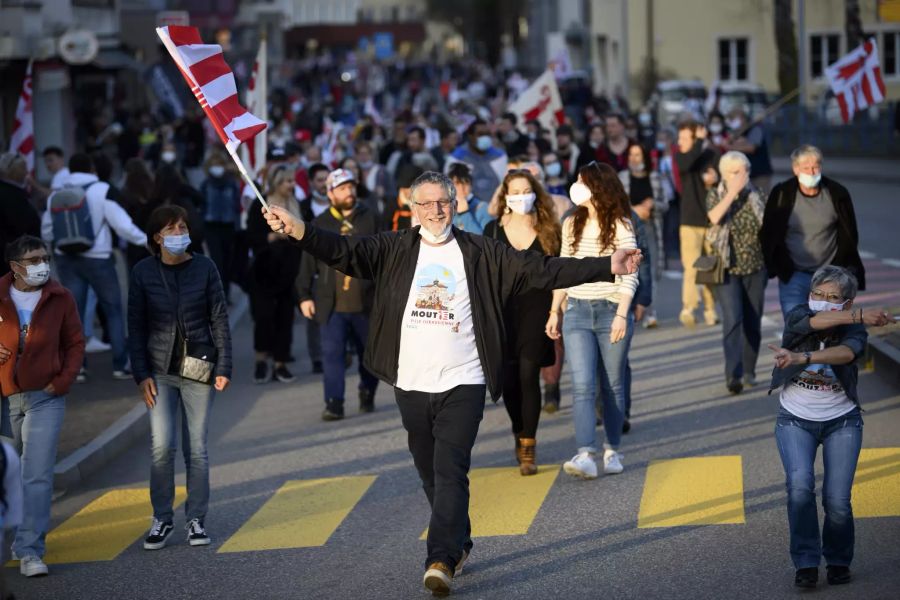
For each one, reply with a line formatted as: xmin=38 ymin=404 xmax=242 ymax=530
xmin=561 ymin=217 xmax=638 ymax=302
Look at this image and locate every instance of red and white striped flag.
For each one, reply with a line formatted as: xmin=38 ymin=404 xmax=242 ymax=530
xmin=240 ymin=38 xmax=267 ymax=178
xmin=507 ymin=69 xmax=565 ymax=133
xmin=9 ymin=61 xmax=34 ymax=172
xmin=825 ymin=37 xmax=887 ymax=124
xmin=156 ymin=26 xmax=266 ymax=153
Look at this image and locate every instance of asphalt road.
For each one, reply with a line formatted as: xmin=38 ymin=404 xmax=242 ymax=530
xmin=11 ymin=176 xmax=900 ymax=600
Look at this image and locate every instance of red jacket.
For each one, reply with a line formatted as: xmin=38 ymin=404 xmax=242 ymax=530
xmin=0 ymin=274 xmax=84 ymax=397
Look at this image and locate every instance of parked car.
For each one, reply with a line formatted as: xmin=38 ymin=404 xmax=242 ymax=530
xmin=713 ymin=81 xmax=769 ymax=119
xmin=653 ymin=79 xmax=707 ymax=125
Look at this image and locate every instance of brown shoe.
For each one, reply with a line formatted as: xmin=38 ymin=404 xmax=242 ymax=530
xmin=517 ymin=438 xmax=538 ymax=476
xmin=423 ymin=562 xmax=452 ymax=596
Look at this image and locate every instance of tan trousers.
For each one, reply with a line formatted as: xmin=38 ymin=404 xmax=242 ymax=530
xmin=679 ymin=225 xmax=716 ymax=316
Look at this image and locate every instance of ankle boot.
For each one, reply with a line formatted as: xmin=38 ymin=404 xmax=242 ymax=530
xmin=542 ymin=383 xmax=560 ymax=413
xmin=517 ymin=438 xmax=538 ymax=476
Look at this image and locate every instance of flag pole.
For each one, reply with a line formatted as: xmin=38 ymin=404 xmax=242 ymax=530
xmin=733 ymin=87 xmax=800 ymax=139
xmin=226 ymin=143 xmax=269 ymax=211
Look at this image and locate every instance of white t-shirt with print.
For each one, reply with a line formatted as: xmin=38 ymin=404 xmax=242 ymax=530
xmin=9 ymin=286 xmax=41 ymax=354
xmin=779 ymin=342 xmax=856 ymax=421
xmin=395 ymin=238 xmax=485 ymax=393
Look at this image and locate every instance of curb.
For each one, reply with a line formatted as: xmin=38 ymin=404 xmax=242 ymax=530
xmin=53 ymin=290 xmax=250 ymax=491
xmin=869 ymin=336 xmax=900 ymax=390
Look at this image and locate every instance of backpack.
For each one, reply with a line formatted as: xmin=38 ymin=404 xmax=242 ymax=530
xmin=50 ymin=183 xmax=99 ymax=254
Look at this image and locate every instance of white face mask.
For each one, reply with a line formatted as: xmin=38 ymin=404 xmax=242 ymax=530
xmin=18 ymin=263 xmax=51 ymax=287
xmin=419 ymin=224 xmax=453 ymax=245
xmin=209 ymin=165 xmax=225 ymax=177
xmin=569 ymin=181 xmax=592 ymax=205
xmin=808 ymin=298 xmax=847 ymax=312
xmin=727 ymin=118 xmax=743 ymax=131
xmin=506 ymin=192 xmax=536 ymax=215
xmin=161 ymin=151 xmax=177 ymax=163
xmin=798 ymin=173 xmax=821 ymax=188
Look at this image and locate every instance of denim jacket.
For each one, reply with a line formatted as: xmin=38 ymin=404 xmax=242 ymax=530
xmin=768 ymin=305 xmax=867 ymax=405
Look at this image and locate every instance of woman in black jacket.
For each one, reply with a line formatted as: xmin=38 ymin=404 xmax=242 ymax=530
xmin=128 ymin=205 xmax=231 ymax=552
xmin=246 ymin=166 xmax=303 ymax=384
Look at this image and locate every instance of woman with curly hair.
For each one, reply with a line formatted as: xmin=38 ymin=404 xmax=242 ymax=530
xmin=484 ymin=170 xmax=561 ymax=475
xmin=546 ymin=162 xmax=638 ymax=479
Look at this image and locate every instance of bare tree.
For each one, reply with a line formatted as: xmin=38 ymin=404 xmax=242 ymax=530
xmin=844 ymin=0 xmax=867 ymax=50
xmin=774 ymin=0 xmax=799 ymax=99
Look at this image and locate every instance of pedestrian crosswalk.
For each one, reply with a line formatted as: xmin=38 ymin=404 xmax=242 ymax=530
xmin=18 ymin=449 xmax=900 ymax=566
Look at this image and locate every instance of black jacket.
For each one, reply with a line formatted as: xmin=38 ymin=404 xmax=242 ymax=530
xmin=760 ymin=176 xmax=865 ymax=290
xmin=0 ymin=180 xmax=40 ymax=276
xmin=294 ymin=224 xmax=615 ymax=401
xmin=296 ymin=204 xmax=379 ymax=324
xmin=768 ymin=305 xmax=867 ymax=406
xmin=128 ymin=255 xmax=232 ymax=383
xmin=247 ymin=199 xmax=303 ymax=295
xmin=674 ymin=140 xmax=719 ymax=227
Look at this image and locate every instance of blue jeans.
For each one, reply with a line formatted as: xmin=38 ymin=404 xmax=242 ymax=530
xmin=775 ymin=407 xmax=862 ymax=569
xmin=714 ymin=270 xmax=767 ymax=382
xmin=563 ymin=298 xmax=633 ymax=453
xmin=778 ymin=270 xmax=813 ymax=320
xmin=55 ymin=254 xmax=128 ymax=370
xmin=7 ymin=391 xmax=65 ymax=559
xmin=149 ymin=374 xmax=215 ymax=523
xmin=320 ymin=311 xmax=378 ymax=404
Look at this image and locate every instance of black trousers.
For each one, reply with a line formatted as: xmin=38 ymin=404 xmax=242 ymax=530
xmin=250 ymin=289 xmax=295 ymax=362
xmin=501 ymin=355 xmax=543 ymax=439
xmin=394 ymin=384 xmax=486 ymax=571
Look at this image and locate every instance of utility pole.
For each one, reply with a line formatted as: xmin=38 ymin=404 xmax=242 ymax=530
xmin=621 ymin=0 xmax=630 ymax=101
xmin=647 ymin=0 xmax=655 ymax=103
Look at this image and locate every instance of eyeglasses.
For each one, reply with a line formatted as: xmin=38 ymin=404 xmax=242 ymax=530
xmin=810 ymin=289 xmax=844 ymax=303
xmin=412 ymin=199 xmax=452 ymax=211
xmin=14 ymin=256 xmax=50 ymax=267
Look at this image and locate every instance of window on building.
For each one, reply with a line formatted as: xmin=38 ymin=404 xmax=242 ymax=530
xmin=884 ymin=32 xmax=900 ymax=77
xmin=810 ymin=33 xmax=841 ymax=79
xmin=718 ymin=38 xmax=749 ymax=81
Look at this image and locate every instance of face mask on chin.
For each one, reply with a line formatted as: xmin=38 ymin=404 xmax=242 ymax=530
xmin=419 ymin=223 xmax=453 ymax=245
xmin=808 ymin=298 xmax=847 ymax=313
xmin=798 ymin=173 xmax=821 ymax=188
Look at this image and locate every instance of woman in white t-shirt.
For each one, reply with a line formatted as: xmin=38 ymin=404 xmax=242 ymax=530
xmin=545 ymin=162 xmax=638 ymax=479
xmin=767 ymin=265 xmax=895 ymax=589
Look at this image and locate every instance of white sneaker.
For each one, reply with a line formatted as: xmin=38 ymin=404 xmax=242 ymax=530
xmin=20 ymin=555 xmax=49 ymax=577
xmin=563 ymin=451 xmax=598 ymax=479
xmin=603 ymin=449 xmax=624 ymax=474
xmin=84 ymin=336 xmax=111 ymax=353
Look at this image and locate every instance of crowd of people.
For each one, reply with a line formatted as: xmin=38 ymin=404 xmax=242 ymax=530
xmin=0 ymin=61 xmax=896 ymax=594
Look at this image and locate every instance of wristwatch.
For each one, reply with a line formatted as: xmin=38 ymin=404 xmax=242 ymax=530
xmin=804 ymin=351 xmax=812 ymax=365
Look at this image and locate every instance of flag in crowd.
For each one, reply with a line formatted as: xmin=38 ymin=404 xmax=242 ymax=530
xmin=155 ymin=25 xmax=267 ymax=154
xmin=9 ymin=60 xmax=34 ymax=172
xmin=825 ymin=36 xmax=887 ymax=124
xmin=240 ymin=36 xmax=267 ymax=178
xmin=507 ymin=68 xmax=565 ymax=133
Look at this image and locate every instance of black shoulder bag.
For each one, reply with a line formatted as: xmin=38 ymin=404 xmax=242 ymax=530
xmin=157 ymin=261 xmax=217 ymax=385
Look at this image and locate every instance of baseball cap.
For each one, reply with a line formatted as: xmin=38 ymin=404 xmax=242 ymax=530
xmin=327 ymin=168 xmax=356 ymax=191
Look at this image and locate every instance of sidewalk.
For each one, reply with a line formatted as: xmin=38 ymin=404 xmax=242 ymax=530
xmin=52 ymin=289 xmax=250 ymax=491
xmin=771 ymin=155 xmax=900 ymax=183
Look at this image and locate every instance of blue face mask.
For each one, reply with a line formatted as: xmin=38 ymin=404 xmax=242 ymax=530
xmin=545 ymin=162 xmax=562 ymax=178
xmin=162 ymin=233 xmax=191 ymax=255
xmin=476 ymin=135 xmax=492 ymax=152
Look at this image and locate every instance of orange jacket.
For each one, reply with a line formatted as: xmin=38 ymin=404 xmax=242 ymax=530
xmin=0 ymin=273 xmax=84 ymax=397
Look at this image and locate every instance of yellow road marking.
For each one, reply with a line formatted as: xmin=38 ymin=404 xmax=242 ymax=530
xmin=852 ymin=448 xmax=900 ymax=518
xmin=37 ymin=487 xmax=187 ymax=564
xmin=421 ymin=466 xmax=559 ymax=539
xmin=638 ymin=456 xmax=745 ymax=527
xmin=218 ymin=476 xmax=376 ymax=552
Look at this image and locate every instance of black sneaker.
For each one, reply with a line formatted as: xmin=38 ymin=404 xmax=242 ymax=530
xmin=726 ymin=379 xmax=743 ymax=395
xmin=274 ymin=365 xmax=296 ymax=383
xmin=322 ymin=399 xmax=344 ymax=421
xmin=542 ymin=383 xmax=560 ymax=413
xmin=622 ymin=419 xmax=631 ymax=434
xmin=186 ymin=518 xmax=211 ymax=546
xmin=312 ymin=360 xmax=324 ymax=374
xmin=253 ymin=361 xmax=270 ymax=384
xmin=826 ymin=565 xmax=851 ymax=585
xmin=358 ymin=388 xmax=375 ymax=413
xmin=794 ymin=567 xmax=818 ymax=588
xmin=144 ymin=518 xmax=174 ymax=550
